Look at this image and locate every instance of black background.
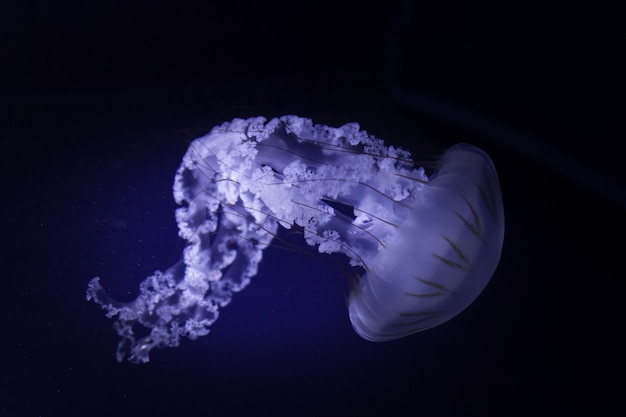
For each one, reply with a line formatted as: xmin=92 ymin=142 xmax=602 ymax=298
xmin=2 ymin=1 xmax=624 ymax=416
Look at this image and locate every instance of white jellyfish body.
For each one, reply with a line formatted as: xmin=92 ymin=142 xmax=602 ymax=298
xmin=87 ymin=115 xmax=504 ymax=362
xmin=348 ymin=144 xmax=504 ymax=341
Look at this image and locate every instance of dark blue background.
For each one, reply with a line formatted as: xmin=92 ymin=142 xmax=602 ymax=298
xmin=2 ymin=1 xmax=623 ymax=416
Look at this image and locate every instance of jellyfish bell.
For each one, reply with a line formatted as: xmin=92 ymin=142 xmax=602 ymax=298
xmin=348 ymin=144 xmax=504 ymax=341
xmin=87 ymin=115 xmax=504 ymax=362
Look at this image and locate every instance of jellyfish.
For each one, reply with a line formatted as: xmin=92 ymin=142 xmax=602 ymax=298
xmin=87 ymin=115 xmax=504 ymax=363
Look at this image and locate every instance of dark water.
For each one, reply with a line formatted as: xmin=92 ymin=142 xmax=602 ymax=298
xmin=2 ymin=1 xmax=623 ymax=416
